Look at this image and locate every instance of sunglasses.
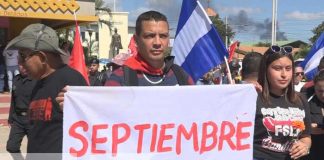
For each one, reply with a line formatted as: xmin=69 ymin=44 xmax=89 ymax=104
xmin=18 ymin=50 xmax=41 ymax=62
xmin=271 ymin=45 xmax=293 ymax=54
xmin=295 ymin=72 xmax=304 ymax=76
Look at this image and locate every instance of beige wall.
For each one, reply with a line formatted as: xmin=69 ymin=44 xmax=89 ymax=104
xmin=98 ymin=12 xmax=129 ymax=59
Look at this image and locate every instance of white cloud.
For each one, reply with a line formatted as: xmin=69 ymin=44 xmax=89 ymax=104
xmin=285 ymin=11 xmax=324 ymax=20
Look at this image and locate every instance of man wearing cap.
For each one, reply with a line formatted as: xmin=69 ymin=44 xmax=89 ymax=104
xmin=88 ymin=58 xmax=106 ymax=86
xmin=5 ymin=23 xmax=87 ymax=158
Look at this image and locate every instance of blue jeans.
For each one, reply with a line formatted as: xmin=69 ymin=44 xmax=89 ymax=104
xmin=0 ymin=64 xmax=5 ymax=92
xmin=6 ymin=65 xmax=19 ymax=92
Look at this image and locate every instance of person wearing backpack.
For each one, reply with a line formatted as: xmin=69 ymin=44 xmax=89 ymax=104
xmin=104 ymin=11 xmax=193 ymax=86
xmin=56 ymin=11 xmax=194 ymax=109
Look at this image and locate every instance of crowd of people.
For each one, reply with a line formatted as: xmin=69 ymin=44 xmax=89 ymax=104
xmin=3 ymin=10 xmax=323 ymax=160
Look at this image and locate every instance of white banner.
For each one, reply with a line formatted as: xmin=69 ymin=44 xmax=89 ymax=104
xmin=63 ymin=85 xmax=257 ymax=160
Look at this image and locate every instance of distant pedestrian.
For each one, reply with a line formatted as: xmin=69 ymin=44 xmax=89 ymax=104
xmin=6 ymin=62 xmax=36 ymax=160
xmin=3 ymin=49 xmax=19 ymax=92
xmin=304 ymin=70 xmax=324 ymax=160
xmin=241 ymin=52 xmax=262 ymax=84
xmin=294 ymin=64 xmax=305 ymax=92
xmin=88 ymin=58 xmax=106 ymax=86
xmin=60 ymin=41 xmax=71 ymax=64
xmin=301 ymin=56 xmax=324 ymax=98
xmin=0 ymin=44 xmax=6 ymax=93
xmin=240 ymin=52 xmax=263 ymax=92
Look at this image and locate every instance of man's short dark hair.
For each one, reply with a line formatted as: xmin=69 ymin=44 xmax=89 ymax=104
xmin=242 ymin=52 xmax=262 ymax=79
xmin=135 ymin=10 xmax=168 ymax=35
xmin=87 ymin=58 xmax=99 ymax=66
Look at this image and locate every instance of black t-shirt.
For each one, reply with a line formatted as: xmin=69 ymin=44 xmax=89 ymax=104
xmin=8 ymin=74 xmax=37 ymax=124
xmin=27 ymin=65 xmax=87 ymax=153
xmin=309 ymin=96 xmax=324 ymax=125
xmin=308 ymin=96 xmax=324 ymax=149
xmin=89 ymin=71 xmax=106 ymax=86
xmin=253 ymin=93 xmax=311 ymax=160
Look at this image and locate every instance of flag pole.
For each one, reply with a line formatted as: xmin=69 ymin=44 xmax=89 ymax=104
xmin=73 ymin=11 xmax=81 ymax=41
xmin=223 ymin=56 xmax=234 ymax=84
xmin=70 ymin=10 xmax=90 ymax=85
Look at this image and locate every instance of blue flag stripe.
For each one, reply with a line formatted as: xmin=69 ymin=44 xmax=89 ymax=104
xmin=304 ymin=47 xmax=324 ymax=73
xmin=172 ymin=0 xmax=227 ymax=82
xmin=300 ymin=32 xmax=324 ymax=80
xmin=175 ymin=0 xmax=197 ymax=35
xmin=305 ymin=68 xmax=318 ymax=81
xmin=181 ymin=27 xmax=227 ymax=81
xmin=173 ymin=4 xmax=212 ymax=65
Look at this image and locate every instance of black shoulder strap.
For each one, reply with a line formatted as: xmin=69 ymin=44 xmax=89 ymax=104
xmin=171 ymin=64 xmax=188 ymax=85
xmin=123 ymin=66 xmax=138 ymax=86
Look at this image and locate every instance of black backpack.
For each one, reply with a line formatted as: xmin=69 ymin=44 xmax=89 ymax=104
xmin=123 ymin=65 xmax=189 ymax=86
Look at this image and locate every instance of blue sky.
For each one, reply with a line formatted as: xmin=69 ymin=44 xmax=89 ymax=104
xmin=104 ymin=0 xmax=324 ymax=44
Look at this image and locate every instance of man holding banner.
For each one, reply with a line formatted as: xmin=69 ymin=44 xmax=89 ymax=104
xmin=5 ymin=23 xmax=88 ymax=159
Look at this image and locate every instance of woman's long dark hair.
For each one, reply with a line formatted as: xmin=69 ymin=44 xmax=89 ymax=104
xmin=257 ymin=47 xmax=301 ymax=105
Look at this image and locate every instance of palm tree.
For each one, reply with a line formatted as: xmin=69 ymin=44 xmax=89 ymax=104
xmin=95 ymin=0 xmax=113 ymax=33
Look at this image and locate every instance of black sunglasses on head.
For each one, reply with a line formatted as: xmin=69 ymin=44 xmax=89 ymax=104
xmin=271 ymin=45 xmax=293 ymax=54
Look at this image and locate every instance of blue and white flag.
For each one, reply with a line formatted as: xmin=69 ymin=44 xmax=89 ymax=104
xmin=300 ymin=32 xmax=324 ymax=80
xmin=171 ymin=0 xmax=228 ymax=82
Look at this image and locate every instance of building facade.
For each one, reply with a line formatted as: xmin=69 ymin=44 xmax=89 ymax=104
xmin=0 ymin=0 xmax=97 ymax=45
xmin=97 ymin=11 xmax=129 ymax=60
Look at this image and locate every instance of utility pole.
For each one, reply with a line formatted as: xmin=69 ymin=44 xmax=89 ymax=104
xmin=113 ymin=0 xmax=116 ymax=12
xmin=275 ymin=0 xmax=278 ymax=44
xmin=225 ymin=16 xmax=228 ymax=49
xmin=271 ymin=0 xmax=278 ymax=45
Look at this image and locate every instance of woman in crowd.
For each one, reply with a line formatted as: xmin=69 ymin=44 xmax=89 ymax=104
xmin=253 ymin=45 xmax=311 ymax=160
xmin=307 ymin=70 xmax=324 ymax=159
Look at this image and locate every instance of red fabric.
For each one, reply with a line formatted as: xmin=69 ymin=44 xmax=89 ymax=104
xmin=123 ymin=54 xmax=163 ymax=75
xmin=228 ymin=41 xmax=238 ymax=62
xmin=69 ymin=22 xmax=89 ymax=85
xmin=302 ymin=81 xmax=314 ymax=89
xmin=128 ymin=34 xmax=138 ymax=56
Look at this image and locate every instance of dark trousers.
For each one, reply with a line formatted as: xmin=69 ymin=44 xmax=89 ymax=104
xmin=6 ymin=116 xmax=30 ymax=160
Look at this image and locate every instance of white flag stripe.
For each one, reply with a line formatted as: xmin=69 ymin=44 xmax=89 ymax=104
xmin=173 ymin=5 xmax=212 ymax=65
xmin=304 ymin=47 xmax=324 ymax=73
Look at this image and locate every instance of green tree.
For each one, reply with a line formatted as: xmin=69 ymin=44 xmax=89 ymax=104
xmin=293 ymin=44 xmax=311 ymax=60
xmin=254 ymin=42 xmax=271 ymax=47
xmin=309 ymin=21 xmax=324 ymax=44
xmin=95 ymin=0 xmax=105 ymax=8
xmin=95 ymin=0 xmax=113 ymax=33
xmin=209 ymin=15 xmax=235 ymax=45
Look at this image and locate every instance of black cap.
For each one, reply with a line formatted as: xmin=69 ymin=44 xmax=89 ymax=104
xmin=89 ymin=58 xmax=99 ymax=64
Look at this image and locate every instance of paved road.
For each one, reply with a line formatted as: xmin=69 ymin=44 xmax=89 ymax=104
xmin=0 ymin=93 xmax=27 ymax=160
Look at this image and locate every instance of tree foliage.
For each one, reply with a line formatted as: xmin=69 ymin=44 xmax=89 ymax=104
xmin=254 ymin=42 xmax=271 ymax=47
xmin=293 ymin=44 xmax=311 ymax=60
xmin=95 ymin=0 xmax=113 ymax=33
xmin=209 ymin=15 xmax=235 ymax=45
xmin=309 ymin=21 xmax=324 ymax=44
